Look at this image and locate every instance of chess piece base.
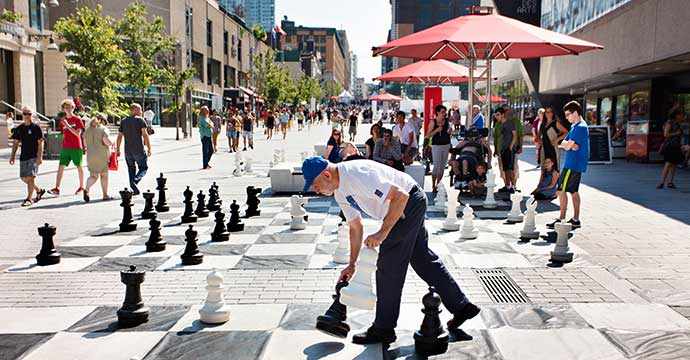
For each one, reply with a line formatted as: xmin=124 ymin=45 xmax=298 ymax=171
xmin=245 ymin=210 xmax=261 ymax=218
xmin=316 ymin=315 xmax=351 ymax=338
xmin=550 ymin=252 xmax=573 ymax=263
xmin=290 ymin=219 xmax=307 ymax=230
xmin=199 ymin=306 xmax=230 ymax=324
xmin=414 ymin=330 xmax=449 ymax=356
xmin=195 ymin=210 xmax=210 ymax=218
xmin=482 ymin=201 xmax=497 ymax=209
xmin=227 ymin=223 xmax=245 ymax=232
xmin=146 ymin=241 xmax=166 ymax=252
xmin=211 ymin=231 xmax=230 ymax=242
xmin=340 ymin=288 xmax=376 ymax=310
xmin=442 ymin=221 xmax=460 ymax=231
xmin=520 ymin=230 xmax=540 ymax=240
xmin=208 ymin=204 xmax=221 ymax=212
xmin=181 ymin=254 xmax=204 ymax=265
xmin=155 ymin=205 xmax=170 ymax=213
xmin=460 ymin=229 xmax=479 ymax=240
xmin=117 ymin=306 xmax=149 ymax=328
xmin=506 ymin=215 xmax=524 ymax=224
xmin=119 ymin=223 xmax=137 ymax=232
xmin=36 ymin=252 xmax=61 ymax=266
xmin=181 ymin=215 xmax=198 ymax=224
xmin=140 ymin=211 xmax=156 ymax=220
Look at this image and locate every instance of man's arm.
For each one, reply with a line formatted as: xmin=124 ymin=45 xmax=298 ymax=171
xmin=9 ymin=139 xmax=19 ymax=165
xmin=116 ymin=133 xmax=123 ymax=154
xmin=36 ymin=139 xmax=44 ymax=165
xmin=141 ymin=128 xmax=152 ymax=156
xmin=510 ymin=130 xmax=518 ymax=150
xmin=348 ymin=219 xmax=363 ymax=266
xmin=365 ymin=186 xmax=410 ymax=248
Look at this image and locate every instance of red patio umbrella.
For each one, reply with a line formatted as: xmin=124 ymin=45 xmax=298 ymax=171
xmin=375 ymin=59 xmax=470 ymax=85
xmin=477 ymin=94 xmax=506 ymax=103
xmin=369 ymin=92 xmax=402 ymax=102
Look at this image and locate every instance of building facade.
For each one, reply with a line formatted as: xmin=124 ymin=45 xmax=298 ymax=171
xmin=353 ymin=77 xmax=367 ymax=100
xmin=244 ymin=0 xmax=274 ymax=32
xmin=350 ymin=52 xmax=358 ymax=91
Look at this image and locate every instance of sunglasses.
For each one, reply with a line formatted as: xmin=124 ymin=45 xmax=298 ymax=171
xmin=23 ymin=112 xmax=33 ymax=116
xmin=333 ymin=133 xmax=341 ymax=136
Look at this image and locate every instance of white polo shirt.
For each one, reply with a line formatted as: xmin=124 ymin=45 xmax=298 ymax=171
xmin=334 ymin=160 xmax=417 ymax=222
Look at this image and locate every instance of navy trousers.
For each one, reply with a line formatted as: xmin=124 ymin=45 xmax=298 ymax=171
xmin=374 ymin=186 xmax=469 ymax=330
xmin=201 ymin=136 xmax=213 ymax=168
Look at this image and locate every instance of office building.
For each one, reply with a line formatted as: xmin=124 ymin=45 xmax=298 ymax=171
xmin=245 ymin=0 xmax=274 ymax=32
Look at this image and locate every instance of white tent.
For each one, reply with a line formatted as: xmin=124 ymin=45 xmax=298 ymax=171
xmin=337 ymin=90 xmax=354 ymax=103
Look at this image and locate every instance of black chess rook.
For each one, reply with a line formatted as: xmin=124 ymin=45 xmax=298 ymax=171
xmin=140 ymin=191 xmax=157 ymax=219
xmin=155 ymin=173 xmax=170 ymax=213
xmin=414 ymin=287 xmax=449 ymax=356
xmin=181 ymin=225 xmax=204 ymax=265
xmin=119 ymin=188 xmax=137 ymax=232
xmin=117 ymin=265 xmax=149 ymax=328
xmin=226 ymin=200 xmax=245 ymax=232
xmin=316 ymin=281 xmax=351 ymax=338
xmin=145 ymin=214 xmax=166 ymax=252
xmin=244 ymin=186 xmax=262 ymax=217
xmin=35 ymin=223 xmax=60 ymax=266
xmin=211 ymin=210 xmax=230 ymax=242
xmin=181 ymin=186 xmax=198 ymax=223
xmin=195 ymin=191 xmax=210 ymax=218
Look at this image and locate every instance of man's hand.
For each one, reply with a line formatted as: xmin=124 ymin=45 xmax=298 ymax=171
xmin=9 ymin=157 xmax=15 ymax=165
xmin=339 ymin=264 xmax=355 ymax=282
xmin=364 ymin=230 xmax=385 ymax=248
xmin=36 ymin=158 xmax=42 ymax=166
xmin=147 ymin=148 xmax=152 ymax=157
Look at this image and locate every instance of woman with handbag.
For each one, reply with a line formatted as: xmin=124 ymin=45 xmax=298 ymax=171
xmin=83 ymin=113 xmax=114 ymax=202
xmin=658 ymin=110 xmax=685 ymax=189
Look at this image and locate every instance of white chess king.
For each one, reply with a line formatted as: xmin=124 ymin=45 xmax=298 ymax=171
xmin=520 ymin=196 xmax=540 ymax=240
xmin=460 ymin=204 xmax=479 ymax=240
xmin=289 ymin=195 xmax=307 ymax=230
xmin=442 ymin=186 xmax=460 ymax=231
xmin=332 ymin=223 xmax=350 ymax=264
xmin=506 ymin=191 xmax=524 ymax=223
xmin=199 ymin=269 xmax=230 ymax=324
xmin=340 ymin=246 xmax=378 ymax=310
xmin=483 ymin=168 xmax=497 ymax=209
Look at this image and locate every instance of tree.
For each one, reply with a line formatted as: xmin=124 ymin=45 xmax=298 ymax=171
xmin=295 ymin=76 xmax=322 ymax=103
xmin=251 ymin=24 xmax=267 ymax=42
xmin=159 ymin=60 xmax=195 ymax=140
xmin=251 ymin=50 xmax=297 ymax=107
xmin=116 ymin=1 xmax=175 ymax=106
xmin=321 ymin=80 xmax=343 ymax=98
xmin=54 ymin=5 xmax=125 ymax=114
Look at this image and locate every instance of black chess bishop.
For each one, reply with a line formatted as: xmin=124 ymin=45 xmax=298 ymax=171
xmin=180 ymin=225 xmax=203 ymax=265
xmin=181 ymin=186 xmax=198 ymax=223
xmin=195 ymin=191 xmax=210 ymax=218
xmin=226 ymin=200 xmax=245 ymax=232
xmin=119 ymin=188 xmax=137 ymax=232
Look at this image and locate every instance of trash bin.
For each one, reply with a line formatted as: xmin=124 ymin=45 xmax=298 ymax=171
xmin=45 ymin=131 xmax=63 ymax=160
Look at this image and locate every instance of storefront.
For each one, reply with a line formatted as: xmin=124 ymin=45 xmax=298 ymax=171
xmin=120 ymin=85 xmax=172 ymax=126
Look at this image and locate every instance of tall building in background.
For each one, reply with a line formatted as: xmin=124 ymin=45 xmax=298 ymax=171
xmin=218 ymin=0 xmax=246 ymax=19
xmin=244 ymin=0 xmax=274 ymax=32
xmin=350 ymin=53 xmax=358 ymax=90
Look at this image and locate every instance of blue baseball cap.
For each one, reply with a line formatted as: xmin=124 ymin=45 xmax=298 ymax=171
xmin=302 ymin=156 xmax=328 ymax=192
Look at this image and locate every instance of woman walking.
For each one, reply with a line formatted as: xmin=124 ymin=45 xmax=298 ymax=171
xmin=226 ymin=108 xmax=237 ymax=153
xmin=83 ymin=113 xmax=113 ymax=202
xmin=266 ymin=109 xmax=275 ymax=140
xmin=658 ymin=110 xmax=685 ymax=189
xmin=425 ymin=104 xmax=452 ymax=193
xmin=540 ymin=107 xmax=568 ymax=168
xmin=198 ymin=106 xmax=214 ymax=169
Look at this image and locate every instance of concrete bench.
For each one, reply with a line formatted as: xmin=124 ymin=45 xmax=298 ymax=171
xmin=269 ymin=163 xmax=306 ymax=194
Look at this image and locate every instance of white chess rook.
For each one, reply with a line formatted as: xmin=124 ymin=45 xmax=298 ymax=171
xmin=340 ymin=246 xmax=378 ymax=310
xmin=332 ymin=223 xmax=350 ymax=264
xmin=199 ymin=269 xmax=230 ymax=324
xmin=442 ymin=187 xmax=460 ymax=231
xmin=460 ymin=205 xmax=479 ymax=240
xmin=506 ymin=192 xmax=524 ymax=223
xmin=520 ymin=196 xmax=540 ymax=240
xmin=551 ymin=223 xmax=574 ymax=263
xmin=483 ymin=169 xmax=497 ymax=209
xmin=289 ymin=195 xmax=307 ymax=230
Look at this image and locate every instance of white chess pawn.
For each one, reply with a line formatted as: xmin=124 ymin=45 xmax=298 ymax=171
xmin=199 ymin=269 xmax=230 ymax=324
xmin=233 ymin=152 xmax=244 ymax=177
xmin=434 ymin=182 xmax=447 ymax=212
xmin=551 ymin=223 xmax=574 ymax=263
xmin=506 ymin=191 xmax=524 ymax=223
xmin=442 ymin=187 xmax=460 ymax=231
xmin=340 ymin=246 xmax=377 ymax=310
xmin=460 ymin=204 xmax=479 ymax=239
xmin=483 ymin=169 xmax=497 ymax=209
xmin=332 ymin=223 xmax=350 ymax=264
xmin=520 ymin=196 xmax=540 ymax=240
xmin=289 ymin=195 xmax=308 ymax=230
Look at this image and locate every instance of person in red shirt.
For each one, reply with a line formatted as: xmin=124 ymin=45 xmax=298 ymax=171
xmin=48 ymin=99 xmax=85 ymax=195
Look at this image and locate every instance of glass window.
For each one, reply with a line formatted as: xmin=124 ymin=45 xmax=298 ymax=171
xmin=223 ymin=31 xmax=228 ymax=55
xmin=599 ymin=97 xmax=613 ymax=128
xmin=207 ymin=58 xmax=221 ymax=86
xmin=191 ymin=51 xmax=204 ymax=81
xmin=28 ymin=0 xmax=42 ymax=30
xmin=629 ymin=91 xmax=649 ymax=122
xmin=206 ymin=20 xmax=212 ymax=47
xmin=585 ymin=96 xmax=598 ymax=124
xmin=613 ymin=94 xmax=629 ymax=144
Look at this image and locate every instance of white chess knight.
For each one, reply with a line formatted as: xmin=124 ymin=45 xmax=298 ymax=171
xmin=332 ymin=223 xmax=350 ymax=264
xmin=520 ymin=196 xmax=540 ymax=240
xmin=460 ymin=204 xmax=479 ymax=239
xmin=442 ymin=186 xmax=460 ymax=231
xmin=289 ymin=195 xmax=308 ymax=230
xmin=340 ymin=246 xmax=378 ymax=310
xmin=551 ymin=223 xmax=574 ymax=263
xmin=434 ymin=182 xmax=447 ymax=212
xmin=199 ymin=269 xmax=230 ymax=324
xmin=506 ymin=191 xmax=524 ymax=223
xmin=482 ymin=168 xmax=497 ymax=209
xmin=233 ymin=151 xmax=245 ymax=177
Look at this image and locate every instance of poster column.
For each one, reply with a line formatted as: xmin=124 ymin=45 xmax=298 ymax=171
xmin=424 ymin=87 xmax=443 ymax=136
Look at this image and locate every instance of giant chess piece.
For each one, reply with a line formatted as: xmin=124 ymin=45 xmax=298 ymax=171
xmin=340 ymin=247 xmax=377 ymax=310
xmin=290 ymin=195 xmax=308 ymax=230
xmin=140 ymin=190 xmax=157 ymax=220
xmin=211 ymin=210 xmax=230 ymax=242
xmin=145 ymin=214 xmax=166 ymax=252
xmin=155 ymin=173 xmax=170 ymax=213
xmin=226 ymin=200 xmax=245 ymax=232
xmin=119 ymin=188 xmax=137 ymax=232
xmin=482 ymin=168 xmax=498 ymax=209
xmin=195 ymin=191 xmax=210 ymax=218
xmin=460 ymin=205 xmax=479 ymax=240
xmin=280 ymin=148 xmax=286 ymax=163
xmin=181 ymin=186 xmax=198 ymax=224
xmin=36 ymin=223 xmax=60 ymax=266
xmin=207 ymin=182 xmax=221 ymax=212
xmin=301 ymin=151 xmax=310 ymax=161
xmin=181 ymin=225 xmax=204 ymax=265
xmin=316 ymin=281 xmax=351 ymax=338
xmin=272 ymin=150 xmax=281 ymax=165
xmin=414 ymin=287 xmax=449 ymax=356
xmin=233 ymin=151 xmax=244 ymax=177
xmin=433 ymin=183 xmax=447 ymax=212
xmin=199 ymin=269 xmax=230 ymax=324
xmin=244 ymin=186 xmax=262 ymax=217
xmin=244 ymin=156 xmax=253 ymax=174
xmin=520 ymin=196 xmax=540 ymax=241
xmin=117 ymin=265 xmax=149 ymax=327
xmin=332 ymin=223 xmax=350 ymax=264
xmin=550 ymin=223 xmax=574 ymax=263
xmin=442 ymin=186 xmax=460 ymax=231
xmin=506 ymin=192 xmax=524 ymax=223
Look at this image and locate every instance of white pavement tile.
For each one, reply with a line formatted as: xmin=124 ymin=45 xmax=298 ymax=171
xmin=428 ymin=243 xmax=450 ymax=255
xmin=6 ymin=257 xmax=99 ymax=272
xmin=103 ymin=245 xmax=184 ymax=258
xmin=261 ymin=225 xmax=322 ymax=235
xmin=61 ymin=235 xmax=139 ymax=247
xmin=245 ymin=243 xmax=315 ymax=256
xmin=170 ymin=304 xmax=287 ymax=332
xmin=490 ymin=328 xmax=625 ymax=360
xmin=0 ymin=307 xmax=96 ymax=334
xmin=307 ymin=255 xmax=345 ymax=269
xmin=160 ymin=225 xmax=210 ymax=236
xmin=451 ymin=254 xmax=532 ymax=268
xmin=571 ymin=303 xmax=690 ymax=331
xmin=157 ymin=255 xmax=242 ymax=271
xmin=243 ymin=217 xmax=276 ymax=226
xmin=22 ymin=331 xmax=166 ymax=360
xmin=260 ymin=329 xmax=383 ymax=360
xmin=225 ymin=234 xmax=261 ymax=245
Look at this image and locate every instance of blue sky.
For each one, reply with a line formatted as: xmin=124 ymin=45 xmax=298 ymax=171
xmin=275 ymin=0 xmax=391 ymax=82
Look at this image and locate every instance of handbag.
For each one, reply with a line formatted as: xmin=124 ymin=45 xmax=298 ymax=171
xmin=146 ymin=126 xmax=155 ymax=135
xmin=108 ymin=148 xmax=118 ymax=171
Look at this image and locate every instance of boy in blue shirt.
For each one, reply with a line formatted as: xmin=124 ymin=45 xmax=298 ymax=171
xmin=548 ymin=101 xmax=589 ymax=229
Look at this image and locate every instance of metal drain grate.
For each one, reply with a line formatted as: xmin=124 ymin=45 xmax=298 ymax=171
xmin=474 ymin=269 xmax=530 ymax=304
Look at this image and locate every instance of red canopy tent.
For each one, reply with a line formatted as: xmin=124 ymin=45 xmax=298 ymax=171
xmin=375 ymin=59 xmax=470 ymax=85
xmin=372 ymin=6 xmax=603 ymax=124
xmin=369 ymin=92 xmax=402 ymax=102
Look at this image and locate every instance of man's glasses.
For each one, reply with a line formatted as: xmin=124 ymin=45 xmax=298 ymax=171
xmin=22 ymin=112 xmax=32 ymax=116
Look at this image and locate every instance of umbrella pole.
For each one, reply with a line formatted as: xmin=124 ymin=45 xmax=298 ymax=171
xmin=486 ymin=58 xmax=492 ymax=127
xmin=468 ymin=58 xmax=475 ymax=128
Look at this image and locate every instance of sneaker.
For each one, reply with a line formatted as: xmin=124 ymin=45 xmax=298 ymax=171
xmin=351 ymin=326 xmax=396 ymax=345
xmin=567 ymin=218 xmax=581 ymax=229
xmin=48 ymin=188 xmax=60 ymax=196
xmin=83 ymin=189 xmax=90 ymax=203
xmin=497 ymin=186 xmax=509 ymax=193
xmin=447 ymin=302 xmax=481 ymax=331
xmin=546 ymin=218 xmax=562 ymax=229
xmin=243 ymin=147 xmax=247 ymax=151
xmin=34 ymin=188 xmax=46 ymax=203
xmin=74 ymin=187 xmax=85 ymax=195
xmin=21 ymin=199 xmax=33 ymax=207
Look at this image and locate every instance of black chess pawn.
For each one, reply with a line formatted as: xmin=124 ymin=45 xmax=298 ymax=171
xmin=117 ymin=265 xmax=150 ymax=328
xmin=155 ymin=173 xmax=170 ymax=213
xmin=181 ymin=225 xmax=204 ymax=265
xmin=195 ymin=191 xmax=210 ymax=218
xmin=119 ymin=188 xmax=137 ymax=232
xmin=35 ymin=223 xmax=60 ymax=266
xmin=211 ymin=210 xmax=230 ymax=242
xmin=207 ymin=182 xmax=221 ymax=212
xmin=244 ymin=186 xmax=262 ymax=217
xmin=181 ymin=186 xmax=198 ymax=223
xmin=140 ymin=190 xmax=157 ymax=220
xmin=226 ymin=200 xmax=245 ymax=232
xmin=414 ymin=287 xmax=449 ymax=356
xmin=316 ymin=281 xmax=351 ymax=338
xmin=145 ymin=214 xmax=166 ymax=252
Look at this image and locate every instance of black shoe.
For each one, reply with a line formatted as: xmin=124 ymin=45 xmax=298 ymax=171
xmin=567 ymin=218 xmax=581 ymax=229
xmin=447 ymin=302 xmax=481 ymax=331
xmin=546 ymin=218 xmax=562 ymax=229
xmin=352 ymin=326 xmax=396 ymax=345
xmin=508 ymin=188 xmax=516 ymax=194
xmin=83 ymin=189 xmax=90 ymax=203
xmin=497 ymin=186 xmax=509 ymax=193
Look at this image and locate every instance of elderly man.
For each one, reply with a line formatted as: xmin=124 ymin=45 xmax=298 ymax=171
xmin=302 ymin=156 xmax=479 ymax=344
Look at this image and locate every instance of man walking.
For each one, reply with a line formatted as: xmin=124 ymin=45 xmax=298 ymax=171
xmin=302 ymin=157 xmax=479 ymax=344
xmin=9 ymin=106 xmax=46 ymax=206
xmin=48 ymin=99 xmax=85 ymax=196
xmin=409 ymin=109 xmax=423 ymax=147
xmin=116 ymin=103 xmax=152 ymax=195
xmin=495 ymin=108 xmax=517 ymax=193
xmin=548 ymin=101 xmax=589 ymax=229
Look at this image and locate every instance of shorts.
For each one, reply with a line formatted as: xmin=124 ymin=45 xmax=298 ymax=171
xmin=349 ymin=126 xmax=357 ymax=135
xmin=557 ymin=168 xmax=582 ymax=193
xmin=500 ymin=148 xmax=515 ymax=171
xmin=19 ymin=158 xmax=39 ymax=178
xmin=243 ymin=130 xmax=253 ymax=138
xmin=59 ymin=148 xmax=84 ymax=167
xmin=227 ymin=129 xmax=238 ymax=138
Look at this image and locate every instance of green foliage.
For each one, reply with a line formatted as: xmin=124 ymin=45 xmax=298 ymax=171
xmin=295 ymin=76 xmax=322 ymax=103
xmin=159 ymin=66 xmax=195 ymax=114
xmin=321 ymin=80 xmax=343 ymax=98
xmin=251 ymin=50 xmax=299 ymax=107
xmin=251 ymin=24 xmax=267 ymax=42
xmin=53 ymin=5 xmax=125 ymax=114
xmin=0 ymin=9 xmax=22 ymax=23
